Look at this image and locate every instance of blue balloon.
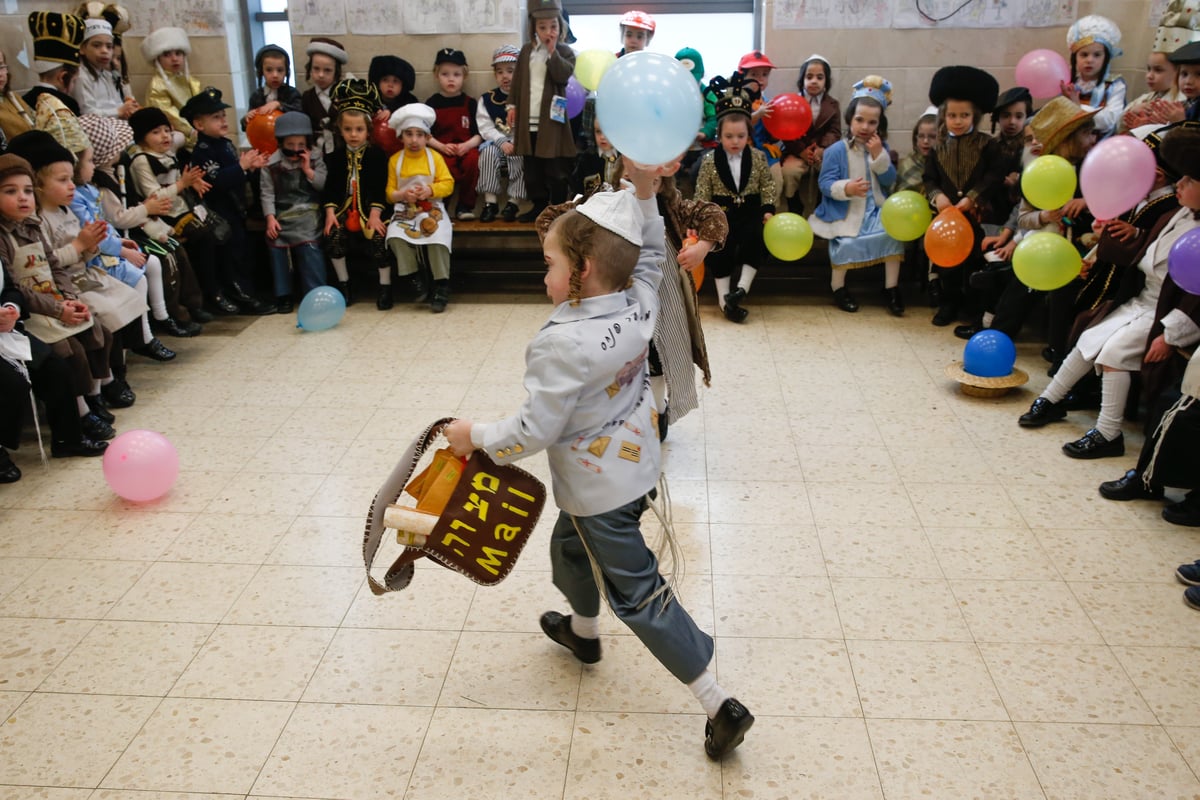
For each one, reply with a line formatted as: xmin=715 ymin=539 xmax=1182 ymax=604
xmin=963 ymin=330 xmax=1017 ymax=378
xmin=296 ymin=286 xmax=346 ymax=332
xmin=595 ymin=51 xmax=702 ymax=166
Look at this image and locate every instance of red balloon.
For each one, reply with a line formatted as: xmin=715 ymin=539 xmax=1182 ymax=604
xmin=923 ymin=206 xmax=974 ymax=268
xmin=245 ymin=109 xmax=283 ymax=155
xmin=763 ymin=93 xmax=813 ymax=141
xmin=372 ymin=116 xmax=401 ymax=155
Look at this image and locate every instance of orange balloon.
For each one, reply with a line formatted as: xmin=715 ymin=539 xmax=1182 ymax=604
xmin=923 ymin=206 xmax=975 ymax=268
xmin=246 ymin=109 xmax=283 ymax=155
xmin=692 ymin=262 xmax=705 ymax=291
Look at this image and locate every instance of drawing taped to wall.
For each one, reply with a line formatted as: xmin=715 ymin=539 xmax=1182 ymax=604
xmin=347 ymin=0 xmax=405 ymax=35
xmin=774 ymin=0 xmax=892 ymax=29
xmin=290 ymin=0 xmax=348 ymax=35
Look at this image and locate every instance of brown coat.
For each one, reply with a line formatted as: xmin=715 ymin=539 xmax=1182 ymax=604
xmin=510 ymin=42 xmax=576 ymax=159
xmin=781 ymin=95 xmax=842 ymax=157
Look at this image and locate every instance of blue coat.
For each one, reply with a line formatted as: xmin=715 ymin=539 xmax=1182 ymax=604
xmin=809 ymin=138 xmax=895 ymax=240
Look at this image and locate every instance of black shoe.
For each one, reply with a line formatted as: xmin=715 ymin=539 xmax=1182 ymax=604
xmin=1063 ymin=428 xmax=1125 ymax=459
xmin=1042 ymin=346 xmax=1060 ymax=365
xmin=704 ymin=698 xmax=755 ymax=761
xmin=80 ymin=412 xmax=115 ymax=441
xmin=723 ymin=303 xmax=749 ymax=323
xmin=376 ymin=284 xmax=394 ymax=311
xmin=932 ymin=304 xmax=958 ymax=326
xmin=517 ymin=201 xmax=548 ymax=223
xmin=84 ymin=394 xmax=115 ymax=424
xmin=151 ymin=316 xmax=198 ymax=338
xmin=954 ymin=324 xmax=980 ymax=340
xmin=51 ymin=436 xmax=108 ymax=458
xmin=725 ymin=286 xmax=747 ymax=309
xmin=1099 ymin=469 xmax=1163 ymax=501
xmin=209 ymin=294 xmax=240 ymax=315
xmin=228 ymin=287 xmax=274 ymax=315
xmin=131 ymin=337 xmax=176 ymax=362
xmin=101 ymin=378 xmax=135 ymax=408
xmin=884 ymin=286 xmax=905 ymax=316
xmin=408 ymin=274 xmax=429 ymax=304
xmin=539 ymin=611 xmax=601 ymax=664
xmin=480 ymin=202 xmax=499 ymax=223
xmin=927 ymin=278 xmax=943 ymax=308
xmin=337 ymin=280 xmax=354 ymax=306
xmin=832 ymin=287 xmax=858 ymax=313
xmin=658 ymin=405 xmax=669 ymax=442
xmin=275 ymin=296 xmax=294 ymax=314
xmin=1018 ymin=397 xmax=1067 ymax=428
xmin=189 ymin=306 xmax=214 ymax=324
xmin=0 ymin=448 xmax=20 ymax=483
xmin=1062 ymin=390 xmax=1102 ymax=411
xmin=430 ymin=281 xmax=450 ymax=313
xmin=1164 ymin=493 xmax=1200 ymax=527
xmin=500 ymin=202 xmax=519 ymax=222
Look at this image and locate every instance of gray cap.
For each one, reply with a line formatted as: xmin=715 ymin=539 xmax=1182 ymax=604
xmin=273 ymin=111 xmax=313 ymax=139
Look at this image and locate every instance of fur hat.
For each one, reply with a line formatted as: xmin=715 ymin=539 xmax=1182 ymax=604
xmin=8 ymin=130 xmax=76 ymax=172
xmin=0 ymin=154 xmax=35 ymax=185
xmin=929 ymin=65 xmax=1000 ymax=113
xmin=141 ymin=27 xmax=190 ymax=62
xmin=1067 ymin=14 xmax=1123 ymax=57
xmin=180 ymin=86 xmax=230 ymax=122
xmin=1029 ymin=96 xmax=1098 ymax=154
xmin=577 ymin=189 xmax=643 ymax=246
xmin=1159 ymin=122 xmax=1200 ymax=181
xmin=306 ymin=37 xmax=349 ymax=65
xmin=389 ymin=103 xmax=436 ymax=134
xmin=129 ymin=107 xmax=172 ymax=143
xmin=28 ymin=12 xmax=86 ymax=71
xmin=273 ymin=111 xmax=313 ymax=139
xmin=434 ymin=48 xmax=467 ymax=68
xmin=852 ymin=75 xmax=893 ymax=107
xmin=492 ymin=45 xmax=520 ymax=66
xmin=368 ymin=55 xmax=415 ymax=91
xmin=77 ymin=114 xmax=133 ymax=168
xmin=330 ymin=78 xmax=381 ymax=117
xmin=1155 ymin=0 xmax=1200 ymax=53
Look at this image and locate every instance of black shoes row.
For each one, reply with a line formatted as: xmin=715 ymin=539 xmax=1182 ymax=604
xmin=1101 ymin=472 xmax=1200 ymax=527
xmin=831 ymin=287 xmax=905 ymax=316
xmin=0 ymin=436 xmax=109 ymax=482
xmin=479 ymin=201 xmax=520 ymax=223
xmin=377 ymin=276 xmax=450 ymax=313
xmin=1018 ymin=398 xmax=1126 ymax=458
xmin=723 ymin=287 xmax=748 ymax=323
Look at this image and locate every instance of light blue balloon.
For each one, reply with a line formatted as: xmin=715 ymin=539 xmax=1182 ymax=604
xmin=296 ymin=286 xmax=346 ymax=332
xmin=595 ymin=51 xmax=702 ymax=167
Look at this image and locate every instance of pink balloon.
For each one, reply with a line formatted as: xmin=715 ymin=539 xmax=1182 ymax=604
xmin=1169 ymin=227 xmax=1200 ymax=295
xmin=102 ymin=429 xmax=180 ymax=502
xmin=1079 ymin=136 xmax=1157 ymax=220
xmin=1015 ymin=49 xmax=1071 ymax=99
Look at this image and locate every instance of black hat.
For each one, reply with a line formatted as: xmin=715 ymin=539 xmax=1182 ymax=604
xmin=1169 ymin=41 xmax=1200 ymax=64
xmin=329 ymin=78 xmax=382 ymax=117
xmin=994 ymin=86 xmax=1033 ymax=112
xmin=1158 ymin=122 xmax=1200 ymax=180
xmin=434 ymin=48 xmax=467 ymax=68
xmin=929 ymin=66 xmax=1000 ymax=113
xmin=255 ymin=44 xmax=290 ymax=75
xmin=714 ymin=86 xmax=753 ymax=120
xmin=180 ymin=86 xmax=230 ymax=123
xmin=129 ymin=107 xmax=172 ymax=143
xmin=28 ymin=11 xmax=86 ymax=69
xmin=8 ymin=130 xmax=75 ymax=172
xmin=368 ymin=55 xmax=415 ymax=91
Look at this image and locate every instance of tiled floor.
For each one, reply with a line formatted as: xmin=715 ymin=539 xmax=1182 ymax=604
xmin=2 ymin=293 xmax=1200 ymax=799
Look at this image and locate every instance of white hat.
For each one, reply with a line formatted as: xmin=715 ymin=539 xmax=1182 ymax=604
xmin=306 ymin=37 xmax=349 ymax=65
xmin=802 ymin=53 xmax=831 ymax=68
xmin=1067 ymin=14 xmax=1123 ymax=57
xmin=141 ymin=26 xmax=190 ymax=62
xmin=922 ymin=105 xmax=939 ymax=117
xmin=576 ymin=190 xmax=643 ymax=246
xmin=82 ymin=17 xmax=112 ymax=42
xmin=389 ymin=103 xmax=436 ymax=134
xmin=1154 ymin=0 xmax=1200 ymax=53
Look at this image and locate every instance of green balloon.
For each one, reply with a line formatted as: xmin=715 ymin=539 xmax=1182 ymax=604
xmin=576 ymin=49 xmax=617 ymax=91
xmin=764 ymin=212 xmax=814 ymax=261
xmin=1012 ymin=232 xmax=1082 ymax=291
xmin=880 ymin=190 xmax=933 ymax=241
xmin=1021 ymin=155 xmax=1078 ymax=211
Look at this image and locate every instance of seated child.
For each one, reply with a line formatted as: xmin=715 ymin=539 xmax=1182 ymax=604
xmin=25 ymin=12 xmax=84 ymax=124
xmin=1063 ymin=14 xmax=1127 ymax=139
xmin=384 ymin=103 xmax=454 ymax=313
xmin=444 ymin=168 xmax=755 ymax=762
xmin=476 ymin=45 xmax=526 ymax=223
xmin=261 ymin=112 xmax=327 ymax=313
xmin=569 ymin=117 xmax=621 ymax=198
xmin=369 ymin=55 xmax=419 ymax=125
xmin=989 ymin=87 xmax=1033 ymax=224
xmin=301 ymin=37 xmax=351 ymax=154
xmin=780 ymin=54 xmax=841 ymax=215
xmin=243 ymin=44 xmax=303 ymax=129
xmin=426 ymin=48 xmax=482 ymax=221
xmin=1122 ymin=5 xmax=1185 ymax=129
xmin=73 ymin=9 xmax=138 ymax=120
xmin=0 ymin=48 xmax=36 ymax=143
xmin=141 ymin=26 xmax=200 ymax=151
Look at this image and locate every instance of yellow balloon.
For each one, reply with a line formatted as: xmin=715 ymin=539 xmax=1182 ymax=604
xmin=764 ymin=212 xmax=814 ymax=261
xmin=576 ymin=49 xmax=617 ymax=92
xmin=1012 ymin=232 xmax=1082 ymax=291
xmin=1021 ymin=155 xmax=1078 ymax=211
xmin=880 ymin=190 xmax=933 ymax=241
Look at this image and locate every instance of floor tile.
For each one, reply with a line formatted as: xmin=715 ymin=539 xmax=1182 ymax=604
xmin=807 ymin=483 xmax=919 ymax=528
xmin=40 ymin=621 xmax=212 ymax=696
xmin=106 ymin=563 xmax=258 ymax=623
xmin=303 ymin=628 xmax=459 ymax=706
xmin=2 ymin=559 xmax=149 ymax=620
xmin=715 ymin=636 xmax=862 ymax=717
xmin=712 ymin=574 xmax=841 ymax=638
xmin=162 ymin=512 xmax=295 ymax=564
xmin=221 ymin=565 xmax=361 ymax=627
xmin=950 ymin=579 xmax=1104 ymax=644
xmin=819 ymin=523 xmax=943 ymax=579
xmin=722 ymin=717 xmax=883 ymax=799
xmin=847 ymin=640 xmax=1008 ymax=721
xmin=1112 ymin=646 xmax=1200 ymax=727
xmin=926 ymin=526 xmax=1059 ymax=580
xmin=1071 ymin=582 xmax=1200 ymax=647
xmin=833 ymin=578 xmax=972 ymax=641
xmin=439 ymin=630 xmax=581 ymax=710
xmin=170 ymin=624 xmax=334 ymax=700
xmin=0 ymin=618 xmax=95 ymax=691
xmin=709 ymin=523 xmax=825 ymax=577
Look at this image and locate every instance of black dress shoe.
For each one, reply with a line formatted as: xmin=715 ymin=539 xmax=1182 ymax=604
xmin=954 ymin=324 xmax=980 ymax=340
xmin=51 ymin=437 xmax=108 ymax=458
xmin=408 ymin=273 xmax=429 ymax=304
xmin=480 ymin=202 xmax=499 ymax=222
xmin=1062 ymin=390 xmax=1101 ymax=411
xmin=704 ymin=698 xmax=755 ymax=761
xmin=228 ymin=286 xmax=274 ymax=315
xmin=376 ymin=284 xmax=394 ymax=310
xmin=500 ymin=201 xmax=519 ymax=222
xmin=131 ymin=337 xmax=176 ymax=362
xmin=517 ymin=201 xmax=547 ymax=223
xmin=101 ymin=378 xmax=135 ymax=408
xmin=275 ymin=296 xmax=294 ymax=314
xmin=539 ymin=611 xmax=601 ymax=664
xmin=1163 ymin=493 xmax=1200 ymax=527
xmin=832 ymin=287 xmax=859 ymax=312
xmin=1099 ymin=469 xmax=1163 ymax=501
xmin=723 ymin=303 xmax=749 ymax=323
xmin=1018 ymin=397 xmax=1066 ymax=428
xmin=884 ymin=286 xmax=905 ymax=316
xmin=1063 ymin=428 xmax=1125 ymax=459
xmin=430 ymin=280 xmax=450 ymax=313
xmin=932 ymin=304 xmax=958 ymax=326
xmin=84 ymin=394 xmax=115 ymax=424
xmin=0 ymin=447 xmax=20 ymax=483
xmin=927 ymin=278 xmax=943 ymax=307
xmin=209 ymin=294 xmax=240 ymax=315
xmin=80 ymin=412 xmax=115 ymax=441
xmin=337 ymin=280 xmax=354 ymax=306
xmin=151 ymin=316 xmax=198 ymax=338
xmin=189 ymin=306 xmax=214 ymax=323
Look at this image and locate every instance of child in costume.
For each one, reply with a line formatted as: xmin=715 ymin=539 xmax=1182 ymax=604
xmin=989 ymin=87 xmax=1033 ymax=224
xmin=25 ymin=11 xmax=85 ymax=129
xmin=426 ymin=48 xmax=482 ymax=221
xmin=508 ymin=0 xmax=577 ymax=222
xmin=369 ymin=55 xmax=419 ymax=124
xmin=443 ymin=167 xmax=754 ymax=763
xmin=1122 ymin=3 xmax=1189 ymax=130
xmin=476 ymin=45 xmax=526 ymax=223
xmin=1062 ymin=14 xmax=1126 ymax=139
xmin=384 ymin=103 xmax=455 ymax=313
xmin=0 ymin=48 xmax=36 ymax=143
xmin=1169 ymin=42 xmax=1200 ymax=122
xmin=322 ymin=79 xmax=390 ymax=308
xmin=141 ymin=26 xmax=200 ymax=151
xmin=569 ymin=116 xmax=621 ymax=198
xmin=732 ymin=50 xmax=783 ymax=206
xmin=810 ymin=76 xmax=905 ymax=316
xmin=301 ymin=37 xmax=350 ymax=155
xmin=780 ymin=54 xmax=841 ymax=215
xmin=261 ymin=112 xmax=327 ymax=314
xmin=73 ymin=5 xmax=137 ymax=120
xmin=694 ymin=85 xmax=776 ymax=324
xmin=578 ymin=10 xmax=655 ymax=153
xmin=896 ymin=108 xmax=937 ymax=194
xmin=243 ymin=44 xmax=303 ymax=128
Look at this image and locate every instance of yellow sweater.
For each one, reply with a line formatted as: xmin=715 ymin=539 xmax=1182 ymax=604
xmin=385 ymin=147 xmax=454 ymax=202
xmin=145 ymin=72 xmax=201 ymax=148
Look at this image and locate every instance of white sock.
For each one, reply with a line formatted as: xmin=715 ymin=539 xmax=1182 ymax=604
xmin=884 ymin=259 xmax=900 ymax=289
xmin=737 ymin=265 xmax=757 ymax=294
xmin=830 ymin=268 xmax=847 ymax=291
xmin=1096 ymin=370 xmax=1131 ymax=440
xmin=100 ymin=375 xmax=113 ymax=386
xmin=76 ymin=396 xmax=89 ymax=415
xmin=485 ymin=192 xmax=498 ymax=204
xmin=714 ymin=276 xmax=731 ymax=309
xmin=92 ymin=379 xmax=102 ymax=394
xmin=1042 ymin=349 xmax=1092 ymax=404
xmin=570 ymin=614 xmax=599 ymax=639
xmin=982 ymin=311 xmax=995 ymax=328
xmin=144 ymin=255 xmax=168 ymax=320
xmin=650 ymin=375 xmax=667 ymax=412
xmin=331 ymin=257 xmax=349 ymax=282
xmin=688 ymin=669 xmax=732 ymax=718
xmin=378 ymin=267 xmax=392 ymax=286
xmin=140 ymin=312 xmax=152 ymax=343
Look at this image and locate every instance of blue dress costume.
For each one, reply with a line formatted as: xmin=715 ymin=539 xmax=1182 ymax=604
xmin=810 ymin=139 xmax=904 ymax=269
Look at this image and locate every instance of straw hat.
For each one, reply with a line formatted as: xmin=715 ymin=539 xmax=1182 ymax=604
xmin=1029 ymin=96 xmax=1098 ymax=154
xmin=944 ymin=361 xmax=1029 ymax=397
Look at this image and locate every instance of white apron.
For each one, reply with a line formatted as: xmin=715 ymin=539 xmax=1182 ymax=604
xmin=384 ymin=150 xmax=453 ymax=252
xmin=3 ymin=233 xmax=95 ymax=345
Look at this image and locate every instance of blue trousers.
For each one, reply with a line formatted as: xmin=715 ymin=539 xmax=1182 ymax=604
xmin=549 ymin=495 xmax=713 ymax=683
xmin=269 ymin=242 xmax=326 ymax=298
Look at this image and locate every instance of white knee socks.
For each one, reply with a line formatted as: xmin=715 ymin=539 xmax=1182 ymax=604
xmin=1042 ymin=349 xmax=1092 ymax=404
xmin=1096 ymin=370 xmax=1131 ymax=440
xmin=738 ymin=265 xmax=757 ymax=294
xmin=884 ymin=259 xmax=900 ymax=289
xmin=714 ymin=276 xmax=731 ymax=309
xmin=830 ymin=268 xmax=847 ymax=291
xmin=688 ymin=669 xmax=732 ymax=718
xmin=144 ymin=255 xmax=168 ymax=321
xmin=378 ymin=266 xmax=392 ymax=286
xmin=331 ymin=256 xmax=349 ymax=282
xmin=650 ymin=375 xmax=667 ymax=412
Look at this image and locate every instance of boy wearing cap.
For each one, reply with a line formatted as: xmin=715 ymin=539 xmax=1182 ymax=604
xmin=476 ymin=45 xmax=526 ymax=223
xmin=444 ymin=164 xmax=754 ymax=762
xmin=244 ymin=44 xmax=303 ymax=129
xmin=426 ymin=48 xmax=483 ymax=221
xmin=1168 ymin=42 xmax=1200 ymax=122
xmin=301 ymin=37 xmax=350 ymax=154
